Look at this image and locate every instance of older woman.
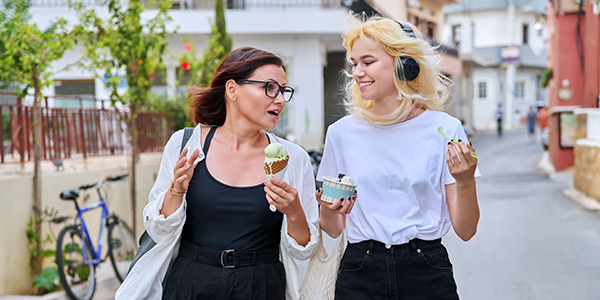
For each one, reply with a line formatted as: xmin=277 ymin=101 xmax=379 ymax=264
xmin=118 ymin=47 xmax=318 ymax=300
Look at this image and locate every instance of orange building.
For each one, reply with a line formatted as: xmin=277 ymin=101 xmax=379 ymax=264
xmin=547 ymin=0 xmax=600 ymax=171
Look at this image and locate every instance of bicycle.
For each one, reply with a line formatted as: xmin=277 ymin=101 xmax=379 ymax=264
xmin=56 ymin=174 xmax=137 ymax=300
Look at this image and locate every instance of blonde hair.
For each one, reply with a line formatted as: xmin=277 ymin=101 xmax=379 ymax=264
xmin=341 ymin=16 xmax=451 ymax=125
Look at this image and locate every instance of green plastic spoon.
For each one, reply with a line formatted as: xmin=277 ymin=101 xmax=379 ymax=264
xmin=437 ymin=126 xmax=479 ymax=159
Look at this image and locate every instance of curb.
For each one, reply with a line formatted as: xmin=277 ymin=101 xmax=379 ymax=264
xmin=564 ymin=188 xmax=600 ymax=211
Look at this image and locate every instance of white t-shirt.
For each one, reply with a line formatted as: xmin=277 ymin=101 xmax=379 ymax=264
xmin=317 ymin=110 xmax=480 ymax=245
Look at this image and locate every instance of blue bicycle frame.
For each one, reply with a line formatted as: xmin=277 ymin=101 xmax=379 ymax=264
xmin=68 ymin=180 xmax=111 ymax=266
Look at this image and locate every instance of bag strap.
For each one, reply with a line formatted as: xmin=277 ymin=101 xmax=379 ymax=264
xmin=180 ymin=127 xmax=194 ymax=154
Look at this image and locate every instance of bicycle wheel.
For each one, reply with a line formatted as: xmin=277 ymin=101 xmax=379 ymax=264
xmin=56 ymin=225 xmax=96 ymax=300
xmin=108 ymin=218 xmax=137 ymax=282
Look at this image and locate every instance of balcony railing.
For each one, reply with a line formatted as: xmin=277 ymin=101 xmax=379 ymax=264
xmin=31 ymin=0 xmax=343 ymax=9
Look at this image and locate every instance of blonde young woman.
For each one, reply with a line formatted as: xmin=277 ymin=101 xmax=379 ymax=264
xmin=316 ymin=17 xmax=480 ymax=299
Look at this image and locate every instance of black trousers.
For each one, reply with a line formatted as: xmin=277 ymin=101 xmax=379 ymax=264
xmin=335 ymin=239 xmax=459 ymax=300
xmin=162 ymin=241 xmax=285 ymax=300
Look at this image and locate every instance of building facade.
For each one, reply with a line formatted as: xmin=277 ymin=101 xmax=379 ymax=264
xmin=443 ymin=0 xmax=548 ymax=132
xmin=546 ymin=0 xmax=600 ymax=171
xmin=28 ymin=0 xmax=460 ymax=151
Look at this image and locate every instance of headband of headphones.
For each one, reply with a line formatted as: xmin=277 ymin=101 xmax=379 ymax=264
xmin=393 ymin=21 xmax=420 ymax=82
xmin=396 ymin=21 xmax=416 ymax=39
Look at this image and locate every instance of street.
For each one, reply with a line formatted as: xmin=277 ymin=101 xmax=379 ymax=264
xmin=445 ymin=129 xmax=600 ymax=299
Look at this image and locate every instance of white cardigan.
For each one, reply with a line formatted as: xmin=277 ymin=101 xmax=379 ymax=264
xmin=116 ymin=125 xmax=319 ymax=300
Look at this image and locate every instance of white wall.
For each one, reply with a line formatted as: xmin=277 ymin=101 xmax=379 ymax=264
xmin=0 ymin=154 xmax=160 ymax=295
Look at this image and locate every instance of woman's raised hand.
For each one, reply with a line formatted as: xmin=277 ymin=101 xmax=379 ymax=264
xmin=264 ymin=177 xmax=304 ymax=216
xmin=446 ymin=141 xmax=477 ymax=182
xmin=316 ymin=188 xmax=357 ymax=215
xmin=172 ymin=148 xmax=201 ymax=194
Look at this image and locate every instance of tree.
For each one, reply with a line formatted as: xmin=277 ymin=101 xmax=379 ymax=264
xmin=178 ymin=0 xmax=232 ymax=87
xmin=73 ymin=0 xmax=173 ymax=234
xmin=0 ymin=0 xmax=75 ymax=275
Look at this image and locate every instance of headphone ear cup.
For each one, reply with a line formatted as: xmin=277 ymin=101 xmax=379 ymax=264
xmin=396 ymin=56 xmax=420 ymax=82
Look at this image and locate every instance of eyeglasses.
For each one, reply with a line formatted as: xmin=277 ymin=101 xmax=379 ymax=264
xmin=236 ymin=79 xmax=295 ymax=102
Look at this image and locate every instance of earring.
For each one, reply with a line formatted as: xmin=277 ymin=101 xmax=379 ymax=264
xmin=233 ymin=97 xmax=237 ymax=101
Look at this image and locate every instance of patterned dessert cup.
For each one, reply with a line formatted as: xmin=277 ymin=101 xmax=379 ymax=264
xmin=264 ymin=155 xmax=289 ymax=180
xmin=321 ymin=176 xmax=357 ymax=203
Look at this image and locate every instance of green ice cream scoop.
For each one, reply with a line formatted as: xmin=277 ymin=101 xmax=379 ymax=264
xmin=264 ymin=143 xmax=288 ymax=163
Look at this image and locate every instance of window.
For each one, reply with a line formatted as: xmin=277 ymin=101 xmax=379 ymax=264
xmin=478 ymin=82 xmax=487 ymax=99
xmin=426 ymin=21 xmax=436 ymax=40
xmin=515 ymin=81 xmax=525 ymax=99
xmin=150 ymin=68 xmax=168 ymax=98
xmin=451 ymin=24 xmax=461 ymax=48
xmin=54 ymin=80 xmax=96 ymax=108
xmin=522 ymin=23 xmax=529 ymax=45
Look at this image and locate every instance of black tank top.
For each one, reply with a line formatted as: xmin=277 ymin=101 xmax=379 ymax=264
xmin=181 ymin=127 xmax=283 ymax=251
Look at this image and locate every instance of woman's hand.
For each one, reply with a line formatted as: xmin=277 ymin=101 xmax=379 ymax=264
xmin=172 ymin=148 xmax=201 ymax=194
xmin=264 ymin=177 xmax=310 ymax=246
xmin=446 ymin=141 xmax=477 ymax=182
xmin=264 ymin=177 xmax=304 ymax=217
xmin=316 ymin=188 xmax=357 ymax=216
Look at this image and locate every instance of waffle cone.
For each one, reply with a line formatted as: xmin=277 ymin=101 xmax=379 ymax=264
xmin=264 ymin=155 xmax=289 ymax=176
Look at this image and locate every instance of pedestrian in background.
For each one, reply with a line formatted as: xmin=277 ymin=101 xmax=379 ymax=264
xmin=117 ymin=47 xmax=319 ymax=300
xmin=527 ymin=105 xmax=537 ymax=140
xmin=496 ymin=103 xmax=504 ymax=136
xmin=316 ymin=17 xmax=481 ymax=300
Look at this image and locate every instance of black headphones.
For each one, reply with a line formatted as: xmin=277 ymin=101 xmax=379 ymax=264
xmin=395 ymin=21 xmax=420 ymax=82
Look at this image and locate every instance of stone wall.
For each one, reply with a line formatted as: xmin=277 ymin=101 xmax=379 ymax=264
xmin=574 ymin=141 xmax=600 ymax=201
xmin=574 ymin=108 xmax=600 ymax=202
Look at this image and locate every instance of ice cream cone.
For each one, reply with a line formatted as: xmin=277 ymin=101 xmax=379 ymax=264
xmin=264 ymin=155 xmax=289 ymax=180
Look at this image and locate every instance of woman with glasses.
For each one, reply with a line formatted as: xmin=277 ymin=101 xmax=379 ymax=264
xmin=316 ymin=17 xmax=480 ymax=299
xmin=118 ymin=47 xmax=318 ymax=299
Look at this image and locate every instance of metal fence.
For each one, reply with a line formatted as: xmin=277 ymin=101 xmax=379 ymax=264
xmin=0 ymin=92 xmax=169 ymax=164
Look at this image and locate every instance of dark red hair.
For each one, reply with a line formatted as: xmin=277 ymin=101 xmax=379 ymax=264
xmin=188 ymin=47 xmax=285 ymax=125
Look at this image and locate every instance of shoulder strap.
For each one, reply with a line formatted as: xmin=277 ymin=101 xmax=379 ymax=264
xmin=180 ymin=127 xmax=194 ymax=154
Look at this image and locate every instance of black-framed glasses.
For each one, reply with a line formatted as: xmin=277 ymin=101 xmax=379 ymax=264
xmin=237 ymin=79 xmax=295 ymax=102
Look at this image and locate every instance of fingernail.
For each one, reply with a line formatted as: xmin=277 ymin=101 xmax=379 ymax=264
xmin=470 ymin=142 xmax=473 ymax=147
xmin=340 ymin=197 xmax=345 ymax=202
xmin=458 ymin=139 xmax=462 ymax=142
xmin=447 ymin=142 xmax=451 ymax=145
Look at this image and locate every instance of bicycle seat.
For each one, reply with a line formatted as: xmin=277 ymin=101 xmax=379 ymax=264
xmin=60 ymin=189 xmax=79 ymax=201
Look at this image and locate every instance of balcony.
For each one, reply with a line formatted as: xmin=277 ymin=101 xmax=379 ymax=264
xmin=31 ymin=0 xmax=343 ymax=9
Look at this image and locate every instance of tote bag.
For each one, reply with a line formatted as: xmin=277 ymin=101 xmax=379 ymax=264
xmin=299 ymin=229 xmax=345 ymax=300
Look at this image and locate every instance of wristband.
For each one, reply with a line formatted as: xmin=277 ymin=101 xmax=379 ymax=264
xmin=169 ymin=181 xmax=186 ymax=195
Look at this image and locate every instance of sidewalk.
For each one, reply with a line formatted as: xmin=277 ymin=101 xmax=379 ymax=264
xmin=0 ymin=262 xmax=120 ymax=300
xmin=538 ymin=151 xmax=600 ymax=211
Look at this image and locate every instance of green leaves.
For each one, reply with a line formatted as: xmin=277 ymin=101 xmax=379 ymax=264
xmin=73 ymin=0 xmax=173 ymax=109
xmin=0 ymin=0 xmax=75 ymax=98
xmin=32 ymin=267 xmax=59 ymax=291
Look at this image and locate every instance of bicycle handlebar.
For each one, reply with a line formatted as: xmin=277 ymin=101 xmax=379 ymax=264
xmin=106 ymin=174 xmax=128 ymax=182
xmin=60 ymin=174 xmax=129 ymax=200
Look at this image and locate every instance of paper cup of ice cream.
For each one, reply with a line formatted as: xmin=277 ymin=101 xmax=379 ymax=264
xmin=321 ymin=176 xmax=357 ymax=203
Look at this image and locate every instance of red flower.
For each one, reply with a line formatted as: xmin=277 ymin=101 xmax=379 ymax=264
xmin=149 ymin=73 xmax=155 ymax=79
xmin=185 ymin=43 xmax=192 ymax=51
xmin=181 ymin=61 xmax=191 ymax=70
xmin=130 ymin=65 xmax=137 ymax=72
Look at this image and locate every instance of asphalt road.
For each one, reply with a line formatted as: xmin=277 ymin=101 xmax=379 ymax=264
xmin=444 ymin=129 xmax=600 ymax=300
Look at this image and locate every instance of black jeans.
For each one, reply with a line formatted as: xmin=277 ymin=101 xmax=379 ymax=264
xmin=335 ymin=239 xmax=459 ymax=300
